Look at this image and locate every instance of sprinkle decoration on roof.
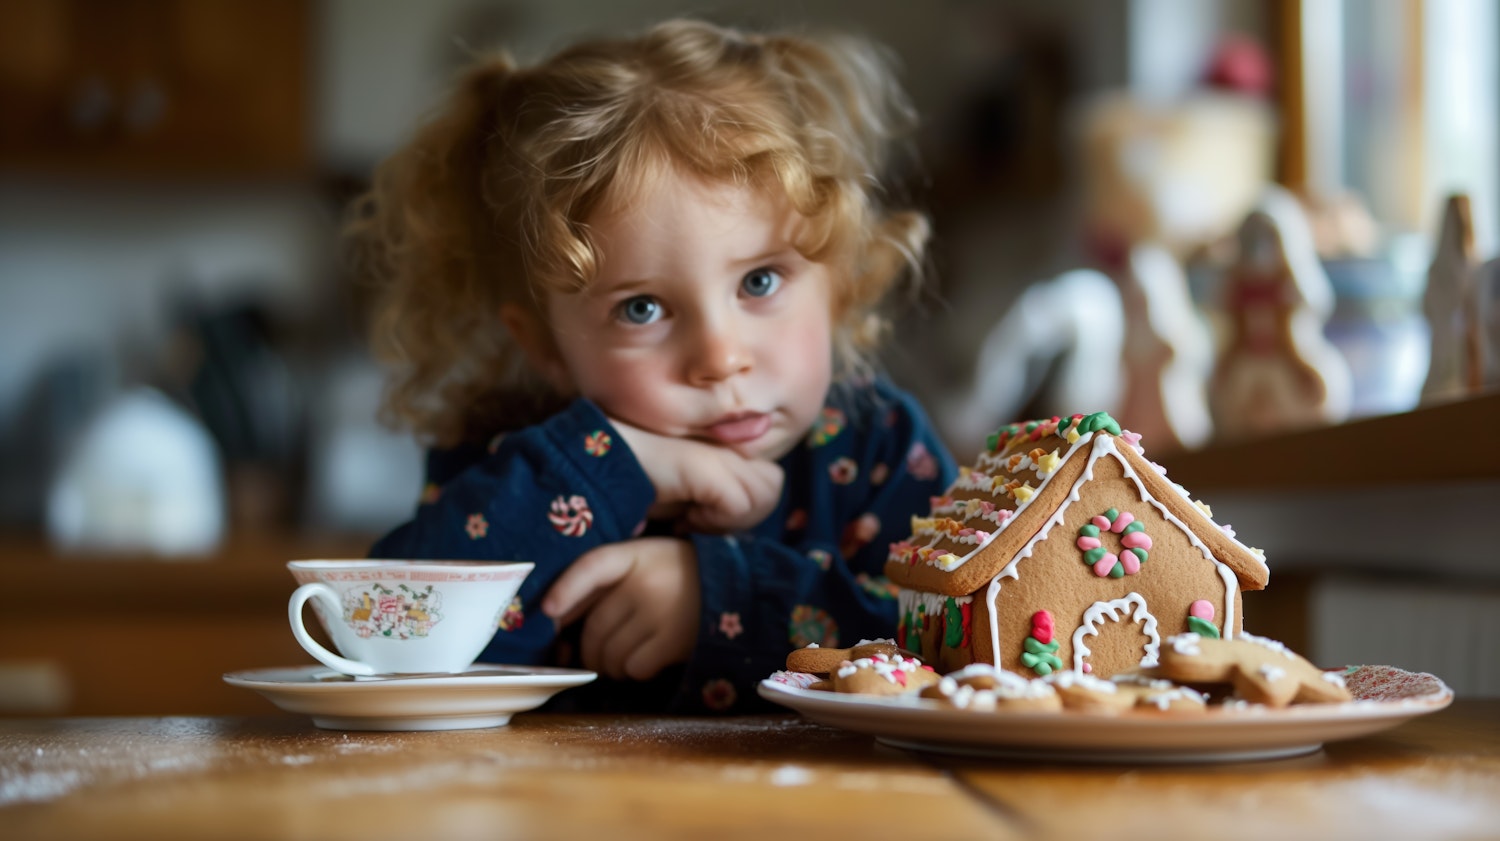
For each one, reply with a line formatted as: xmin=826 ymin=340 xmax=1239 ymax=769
xmin=986 ymin=411 xmax=1122 ymax=454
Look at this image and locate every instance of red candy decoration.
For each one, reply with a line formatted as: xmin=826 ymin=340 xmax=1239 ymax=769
xmin=1031 ymin=610 xmax=1054 ymax=645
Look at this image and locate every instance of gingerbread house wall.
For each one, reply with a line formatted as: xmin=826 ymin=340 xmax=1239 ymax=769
xmin=972 ymin=453 xmax=1243 ymax=677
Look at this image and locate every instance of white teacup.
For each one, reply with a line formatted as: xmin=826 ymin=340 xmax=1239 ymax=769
xmin=287 ymin=559 xmax=534 ymax=677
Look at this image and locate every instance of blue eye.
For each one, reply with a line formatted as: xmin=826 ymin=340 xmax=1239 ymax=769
xmin=617 ymin=295 xmax=662 ymax=325
xmin=741 ymin=268 xmax=782 ymax=298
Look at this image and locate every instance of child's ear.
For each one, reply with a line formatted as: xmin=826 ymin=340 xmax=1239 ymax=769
xmin=499 ymin=303 xmax=573 ymax=393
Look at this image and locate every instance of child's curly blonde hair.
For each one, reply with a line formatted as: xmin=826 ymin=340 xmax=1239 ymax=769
xmin=349 ymin=19 xmax=930 ymax=447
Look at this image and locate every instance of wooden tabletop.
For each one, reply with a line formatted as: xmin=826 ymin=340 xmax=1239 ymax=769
xmin=3 ymin=701 xmax=1498 ymax=840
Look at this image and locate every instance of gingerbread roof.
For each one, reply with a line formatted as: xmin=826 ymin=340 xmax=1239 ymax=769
xmin=885 ymin=412 xmax=1270 ymax=597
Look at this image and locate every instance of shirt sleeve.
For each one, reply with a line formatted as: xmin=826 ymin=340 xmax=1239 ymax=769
xmin=675 ymin=382 xmax=957 ymax=713
xmin=368 ymin=399 xmax=655 ymax=665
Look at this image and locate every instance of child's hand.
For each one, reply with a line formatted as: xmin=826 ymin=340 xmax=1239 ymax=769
xmin=541 ymin=538 xmax=700 ymax=681
xmin=611 ymin=420 xmax=783 ymax=533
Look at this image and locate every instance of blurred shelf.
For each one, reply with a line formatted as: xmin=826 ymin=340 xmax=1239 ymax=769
xmin=1156 ymin=392 xmax=1500 ymax=492
xmin=0 ymin=531 xmax=375 ymax=615
xmin=0 ymin=530 xmax=374 ymax=717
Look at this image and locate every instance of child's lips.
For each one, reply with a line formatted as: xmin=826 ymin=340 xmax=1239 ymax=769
xmin=705 ymin=412 xmax=773 ymax=445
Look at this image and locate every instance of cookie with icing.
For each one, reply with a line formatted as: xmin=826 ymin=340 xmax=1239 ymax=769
xmin=919 ymin=664 xmax=1061 ymax=712
xmin=831 ymin=653 xmax=940 ymax=696
xmin=1109 ymin=672 xmax=1208 ymax=712
xmin=1040 ymin=670 xmax=1136 ymax=714
xmin=1149 ymin=632 xmax=1351 ymax=707
xmin=785 ymin=638 xmax=904 ymax=676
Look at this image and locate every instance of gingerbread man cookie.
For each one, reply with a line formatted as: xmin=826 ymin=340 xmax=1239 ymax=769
xmin=785 ymin=639 xmax=904 ymax=676
xmin=919 ymin=664 xmax=1061 ymax=712
xmin=1150 ymin=632 xmax=1351 ymax=707
xmin=831 ymin=653 xmax=940 ymax=696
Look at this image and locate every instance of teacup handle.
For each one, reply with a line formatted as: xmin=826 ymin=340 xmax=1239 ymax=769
xmin=288 ymin=582 xmax=377 ymax=677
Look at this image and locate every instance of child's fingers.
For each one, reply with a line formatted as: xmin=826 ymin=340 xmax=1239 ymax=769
xmin=624 ymin=630 xmax=694 ymax=682
xmin=580 ymin=596 xmax=636 ymax=678
xmin=542 ymin=546 xmax=635 ymax=626
xmin=598 ymin=612 xmax=654 ymax=681
xmin=686 ymin=459 xmax=784 ymax=532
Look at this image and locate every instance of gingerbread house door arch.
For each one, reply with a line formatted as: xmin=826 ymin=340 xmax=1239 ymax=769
xmin=1071 ymin=592 xmax=1161 ymax=675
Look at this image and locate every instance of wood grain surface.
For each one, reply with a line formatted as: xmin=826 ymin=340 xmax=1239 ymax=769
xmin=3 ymin=702 xmax=1497 ymax=840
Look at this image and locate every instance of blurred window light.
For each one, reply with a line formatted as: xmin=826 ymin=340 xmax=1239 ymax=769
xmin=1299 ymin=0 xmax=1498 ymax=249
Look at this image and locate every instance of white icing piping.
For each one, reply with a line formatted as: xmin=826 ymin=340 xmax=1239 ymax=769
xmin=1105 ymin=434 xmax=1242 ymax=639
xmin=896 ymin=590 xmax=971 ymax=642
xmin=1071 ymin=592 xmax=1161 ymax=672
xmin=983 ymin=433 xmax=1241 ymax=670
xmin=986 ymin=576 xmax=1004 ymax=665
xmin=1213 ymin=560 xmax=1238 ymax=640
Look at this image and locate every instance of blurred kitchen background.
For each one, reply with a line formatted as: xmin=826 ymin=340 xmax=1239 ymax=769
xmin=2 ymin=0 xmax=1498 ymax=713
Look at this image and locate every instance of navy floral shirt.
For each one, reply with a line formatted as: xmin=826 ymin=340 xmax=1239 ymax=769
xmin=369 ymin=378 xmax=955 ymax=713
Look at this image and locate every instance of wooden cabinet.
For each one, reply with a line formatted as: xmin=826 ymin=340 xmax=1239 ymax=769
xmin=0 ymin=0 xmax=310 ymax=175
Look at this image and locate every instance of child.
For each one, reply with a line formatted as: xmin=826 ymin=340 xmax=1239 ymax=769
xmin=350 ymin=19 xmax=956 ymax=713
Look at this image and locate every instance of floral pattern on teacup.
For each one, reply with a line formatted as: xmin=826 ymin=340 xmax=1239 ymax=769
xmin=343 ymin=583 xmax=444 ymax=639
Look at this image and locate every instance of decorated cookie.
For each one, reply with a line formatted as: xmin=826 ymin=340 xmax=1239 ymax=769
xmin=919 ymin=664 xmax=1061 ymax=712
xmin=1109 ymin=672 xmax=1208 ymax=712
xmin=1040 ymin=670 xmax=1135 ymax=714
xmin=1150 ymin=632 xmax=1352 ymax=707
xmin=766 ymin=670 xmax=825 ymax=690
xmin=1340 ymin=665 xmax=1450 ymax=703
xmin=785 ymin=639 xmax=904 ymax=676
xmin=831 ymin=653 xmax=940 ymax=696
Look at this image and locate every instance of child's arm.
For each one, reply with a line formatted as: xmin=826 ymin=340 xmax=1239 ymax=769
xmin=684 ymin=387 xmax=955 ymax=711
xmin=368 ymin=399 xmax=659 ymax=665
xmin=545 ymin=382 xmax=957 ymax=710
xmin=368 ymin=397 xmax=790 ymax=666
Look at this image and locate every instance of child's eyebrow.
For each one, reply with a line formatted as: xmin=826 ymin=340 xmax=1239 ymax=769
xmin=584 ymin=276 xmax=655 ymax=298
xmin=734 ymin=247 xmax=799 ymax=268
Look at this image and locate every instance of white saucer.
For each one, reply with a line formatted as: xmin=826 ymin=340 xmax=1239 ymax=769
xmin=759 ymin=665 xmax=1452 ymax=763
xmin=224 ymin=664 xmax=596 ymax=731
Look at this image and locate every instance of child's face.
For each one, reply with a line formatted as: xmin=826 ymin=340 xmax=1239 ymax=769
xmin=542 ymin=170 xmax=835 ymax=461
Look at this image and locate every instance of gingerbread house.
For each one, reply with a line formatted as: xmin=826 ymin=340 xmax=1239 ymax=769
xmin=886 ymin=411 xmax=1269 ymax=678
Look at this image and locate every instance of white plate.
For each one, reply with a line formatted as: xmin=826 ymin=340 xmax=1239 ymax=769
xmin=224 ymin=664 xmax=596 ymax=731
xmin=758 ymin=665 xmax=1453 ymax=763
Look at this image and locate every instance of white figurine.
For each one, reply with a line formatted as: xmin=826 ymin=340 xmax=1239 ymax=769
xmin=1420 ymin=194 xmax=1482 ymax=402
xmin=945 ymin=270 xmax=1125 ymax=455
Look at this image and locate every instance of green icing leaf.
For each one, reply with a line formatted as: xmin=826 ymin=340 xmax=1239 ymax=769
xmin=1022 ymin=640 xmax=1063 ymax=675
xmin=1024 ymin=637 xmax=1059 ymax=655
xmin=1108 ymin=561 xmax=1125 ymax=578
xmin=1105 ymin=508 xmax=1119 ymax=521
xmin=1129 ymin=547 xmax=1148 ymax=563
xmin=1079 ymin=411 xmax=1122 ymax=436
xmin=986 ymin=431 xmax=999 ymax=452
xmin=1079 ymin=524 xmax=1100 ymax=538
xmin=1123 ymin=521 xmax=1144 ymax=534
xmin=1084 ymin=547 xmax=1107 ymax=564
xmin=1187 ymin=616 xmax=1220 ymax=638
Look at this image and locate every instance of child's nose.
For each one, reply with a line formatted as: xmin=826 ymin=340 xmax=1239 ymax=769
xmin=686 ymin=320 xmax=752 ymax=384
